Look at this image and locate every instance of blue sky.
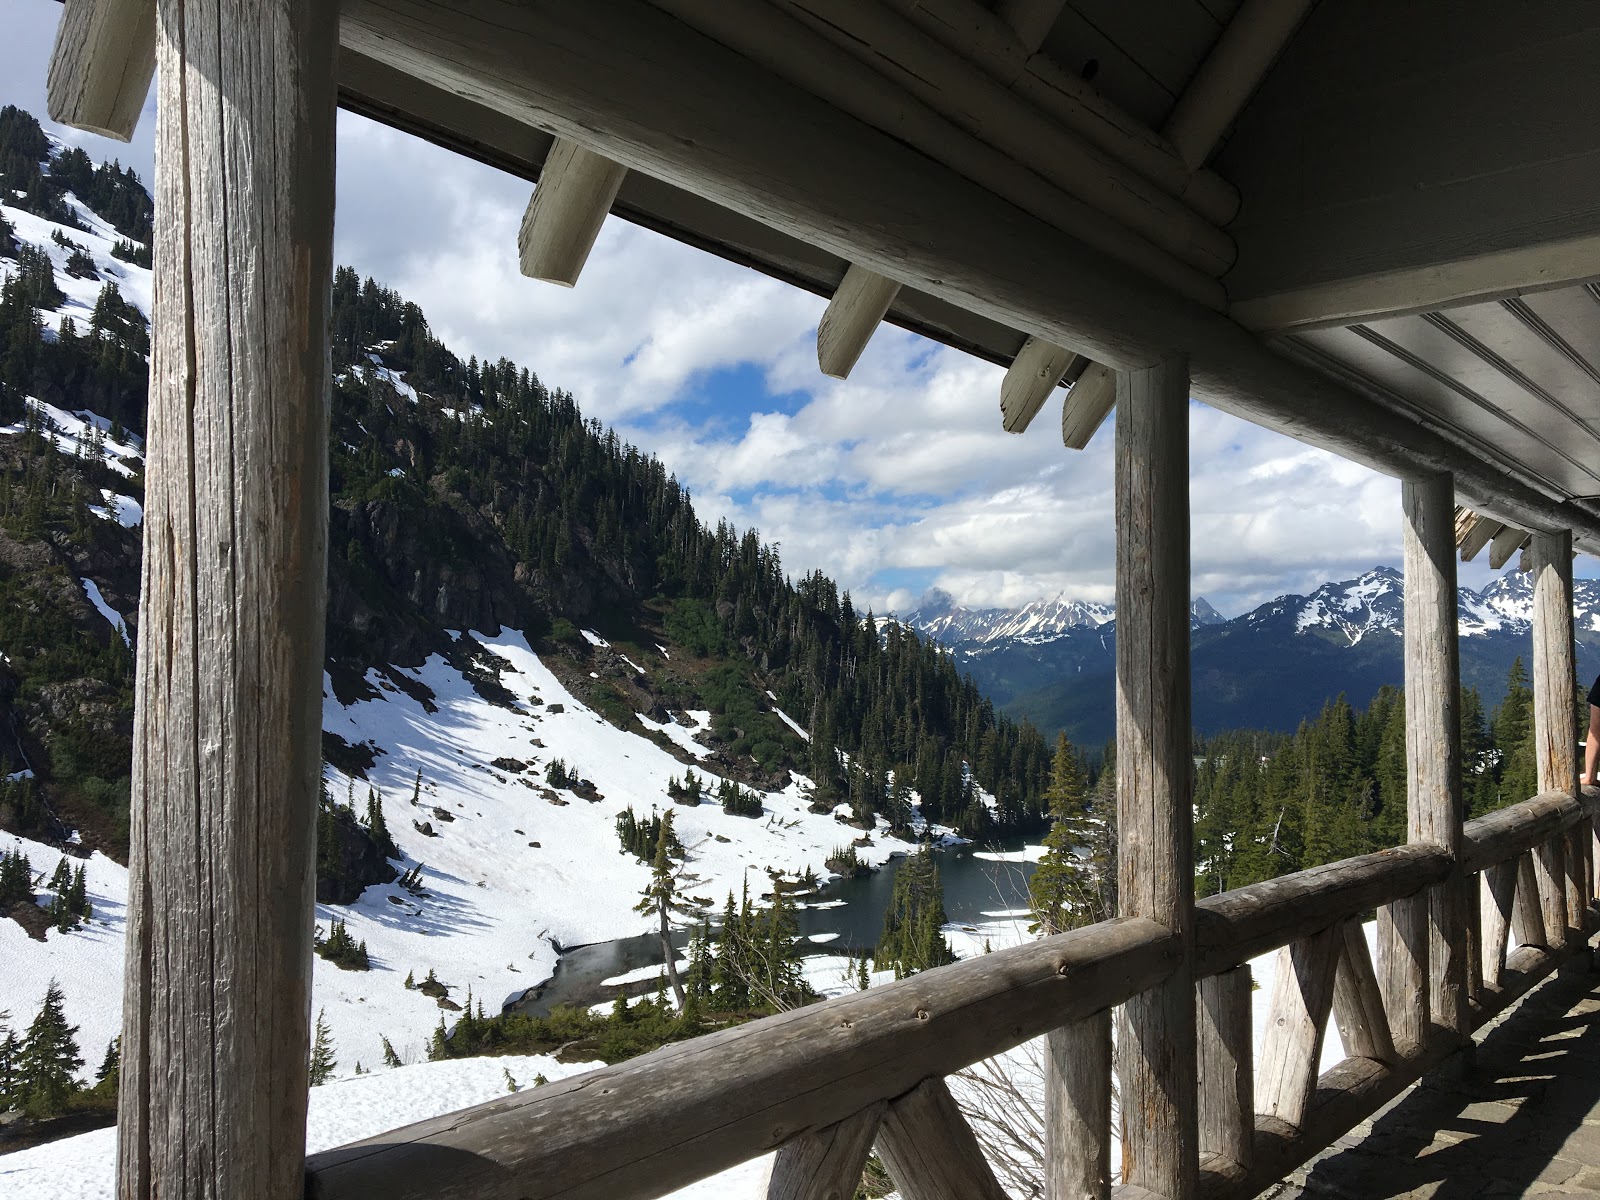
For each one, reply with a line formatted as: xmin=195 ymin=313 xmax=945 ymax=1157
xmin=3 ymin=0 xmax=1550 ymax=617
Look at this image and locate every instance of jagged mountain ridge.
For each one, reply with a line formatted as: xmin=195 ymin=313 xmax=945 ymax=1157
xmin=902 ymin=566 xmax=1600 ymax=744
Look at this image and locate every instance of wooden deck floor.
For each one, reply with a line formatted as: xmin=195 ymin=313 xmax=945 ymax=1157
xmin=1268 ymin=959 xmax=1600 ymax=1198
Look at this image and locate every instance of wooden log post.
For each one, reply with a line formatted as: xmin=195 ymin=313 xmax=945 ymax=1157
xmin=1197 ymin=967 xmax=1253 ymax=1174
xmin=875 ymin=1078 xmax=1009 ymax=1200
xmin=1045 ymin=1010 xmax=1112 ymax=1200
xmin=1257 ymin=927 xmax=1340 ymax=1129
xmin=518 ymin=138 xmax=628 ymax=286
xmin=1481 ymin=861 xmax=1518 ymax=985
xmin=1513 ymin=850 xmax=1549 ymax=950
xmin=1531 ymin=530 xmax=1578 ymax=949
xmin=1114 ymin=356 xmax=1197 ymax=1198
xmin=117 ymin=3 xmax=337 ymax=1199
xmin=766 ymin=1103 xmax=884 ymax=1200
xmin=1384 ymin=473 xmax=1466 ymax=1048
xmin=1331 ymin=920 xmax=1396 ymax=1065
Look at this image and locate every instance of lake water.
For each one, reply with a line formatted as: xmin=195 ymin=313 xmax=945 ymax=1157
xmin=509 ymin=840 xmax=1038 ymax=1017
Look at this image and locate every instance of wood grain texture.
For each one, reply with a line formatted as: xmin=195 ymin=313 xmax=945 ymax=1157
xmin=117 ymin=2 xmax=338 ymax=1198
xmin=1376 ymin=893 xmax=1429 ymax=1057
xmin=518 ymin=138 xmax=627 ymax=285
xmin=817 ymin=264 xmax=902 ymax=379
xmin=1046 ymin=1010 xmax=1112 ymax=1200
xmin=1331 ymin=919 xmax=1395 ymax=1066
xmin=1061 ymin=362 xmax=1117 ymax=450
xmin=765 ymin=1102 xmax=884 ymax=1200
xmin=307 ymin=917 xmax=1178 ymax=1200
xmin=1460 ymin=789 xmax=1586 ymax=873
xmin=1532 ymin=531 xmax=1579 ymax=800
xmin=46 ymin=0 xmax=157 ymax=140
xmin=1480 ymin=861 xmax=1517 ymax=987
xmin=1162 ymin=0 xmax=1313 ymax=170
xmin=1534 ymin=835 xmax=1571 ymax=950
xmin=1197 ymin=967 xmax=1253 ymax=1170
xmin=875 ymin=1078 xmax=1009 ymax=1200
xmin=1257 ymin=927 xmax=1340 ymax=1128
xmin=1114 ymin=357 xmax=1197 ymax=1198
xmin=1514 ymin=849 xmax=1549 ymax=951
xmin=1000 ymin=337 xmax=1083 ymax=433
xmin=771 ymin=0 xmax=1236 ymax=276
xmin=1402 ymin=474 xmax=1467 ymax=1038
xmin=1193 ymin=843 xmax=1449 ymax=979
xmin=877 ymin=0 xmax=1239 ymax=225
xmin=1566 ymin=821 xmax=1590 ymax=944
xmin=649 ymin=0 xmax=1225 ymax=308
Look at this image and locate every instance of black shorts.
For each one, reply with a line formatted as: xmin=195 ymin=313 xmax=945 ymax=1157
xmin=1589 ymin=675 xmax=1600 ymax=708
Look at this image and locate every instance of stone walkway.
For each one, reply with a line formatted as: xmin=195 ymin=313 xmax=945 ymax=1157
xmin=1267 ymin=963 xmax=1600 ymax=1198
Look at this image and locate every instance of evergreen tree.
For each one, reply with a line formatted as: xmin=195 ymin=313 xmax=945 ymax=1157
xmin=308 ymin=1009 xmax=336 ymax=1086
xmin=19 ymin=979 xmax=82 ymax=1117
xmin=1029 ymin=734 xmax=1097 ymax=934
xmin=381 ymin=1035 xmax=402 ymax=1068
xmin=875 ymin=847 xmax=954 ymax=977
xmin=633 ymin=811 xmax=704 ymax=1007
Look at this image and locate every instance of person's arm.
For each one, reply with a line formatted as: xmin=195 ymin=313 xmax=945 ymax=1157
xmin=1586 ymin=704 xmax=1600 ymax=787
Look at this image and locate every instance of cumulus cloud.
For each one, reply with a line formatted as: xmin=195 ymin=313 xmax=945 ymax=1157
xmin=8 ymin=10 xmax=1535 ymax=619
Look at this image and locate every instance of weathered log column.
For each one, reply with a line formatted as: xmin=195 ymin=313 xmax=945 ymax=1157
xmin=1530 ymin=531 xmax=1580 ymax=948
xmin=1386 ymin=474 xmax=1466 ymax=1047
xmin=1114 ymin=357 xmax=1197 ymax=1198
xmin=118 ymin=3 xmax=337 ymax=1199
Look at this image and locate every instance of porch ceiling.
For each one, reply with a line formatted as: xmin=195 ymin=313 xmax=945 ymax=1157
xmin=283 ymin=1 xmax=1600 ymax=551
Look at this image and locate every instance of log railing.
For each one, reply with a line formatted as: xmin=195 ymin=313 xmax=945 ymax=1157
xmin=304 ymin=785 xmax=1600 ymax=1200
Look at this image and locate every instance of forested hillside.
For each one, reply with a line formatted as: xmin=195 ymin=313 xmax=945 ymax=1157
xmin=0 ymin=103 xmax=1056 ymax=871
xmin=1192 ymin=661 xmax=1579 ymax=895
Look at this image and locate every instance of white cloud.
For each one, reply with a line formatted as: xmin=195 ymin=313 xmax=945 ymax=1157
xmin=6 ymin=9 xmax=1516 ymax=620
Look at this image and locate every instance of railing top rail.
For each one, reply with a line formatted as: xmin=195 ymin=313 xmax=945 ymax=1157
xmin=1459 ymin=786 xmax=1598 ymax=874
xmin=305 ymin=916 xmax=1178 ymax=1200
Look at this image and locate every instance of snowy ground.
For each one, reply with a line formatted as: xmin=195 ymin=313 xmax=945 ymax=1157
xmin=2 ymin=625 xmax=925 ymax=1078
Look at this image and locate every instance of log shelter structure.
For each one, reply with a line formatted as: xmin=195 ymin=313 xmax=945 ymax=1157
xmin=38 ymin=0 xmax=1600 ymax=1196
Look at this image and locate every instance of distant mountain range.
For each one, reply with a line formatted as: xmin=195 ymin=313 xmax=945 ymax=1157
xmin=900 ymin=567 xmax=1600 ymax=744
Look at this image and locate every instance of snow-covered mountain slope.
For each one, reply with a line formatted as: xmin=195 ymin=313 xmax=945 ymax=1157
xmin=3 ymin=624 xmax=921 ymax=1079
xmin=903 ymin=587 xmax=1116 ymax=646
xmin=912 ymin=565 xmax=1600 ymax=744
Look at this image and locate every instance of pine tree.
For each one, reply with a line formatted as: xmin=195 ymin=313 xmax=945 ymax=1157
xmin=1029 ymin=734 xmax=1097 ymax=934
xmin=0 ymin=1023 xmax=20 ymax=1111
xmin=633 ymin=811 xmax=705 ymax=1007
xmin=875 ymin=847 xmax=954 ymax=977
xmin=308 ymin=1009 xmax=336 ymax=1086
xmin=93 ymin=1037 xmax=120 ymax=1096
xmin=19 ymin=979 xmax=82 ymax=1117
xmin=381 ymin=1035 xmax=402 ymax=1068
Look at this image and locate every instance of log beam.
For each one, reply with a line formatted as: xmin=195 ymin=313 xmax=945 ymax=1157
xmin=815 ymin=264 xmax=900 ymax=380
xmin=1000 ymin=338 xmax=1084 ymax=433
xmin=1458 ymin=514 xmax=1504 ymax=564
xmin=1163 ymin=0 xmax=1315 ymax=172
xmin=518 ymin=138 xmax=628 ymax=286
xmin=46 ymin=0 xmax=157 ymax=141
xmin=1399 ymin=473 xmax=1467 ymax=1040
xmin=1115 ymin=357 xmax=1197 ymax=1198
xmin=119 ymin=2 xmax=338 ymax=1198
xmin=1061 ymin=362 xmax=1118 ymax=451
xmin=993 ymin=0 xmax=1064 ymax=55
xmin=1488 ymin=526 xmax=1531 ymax=571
